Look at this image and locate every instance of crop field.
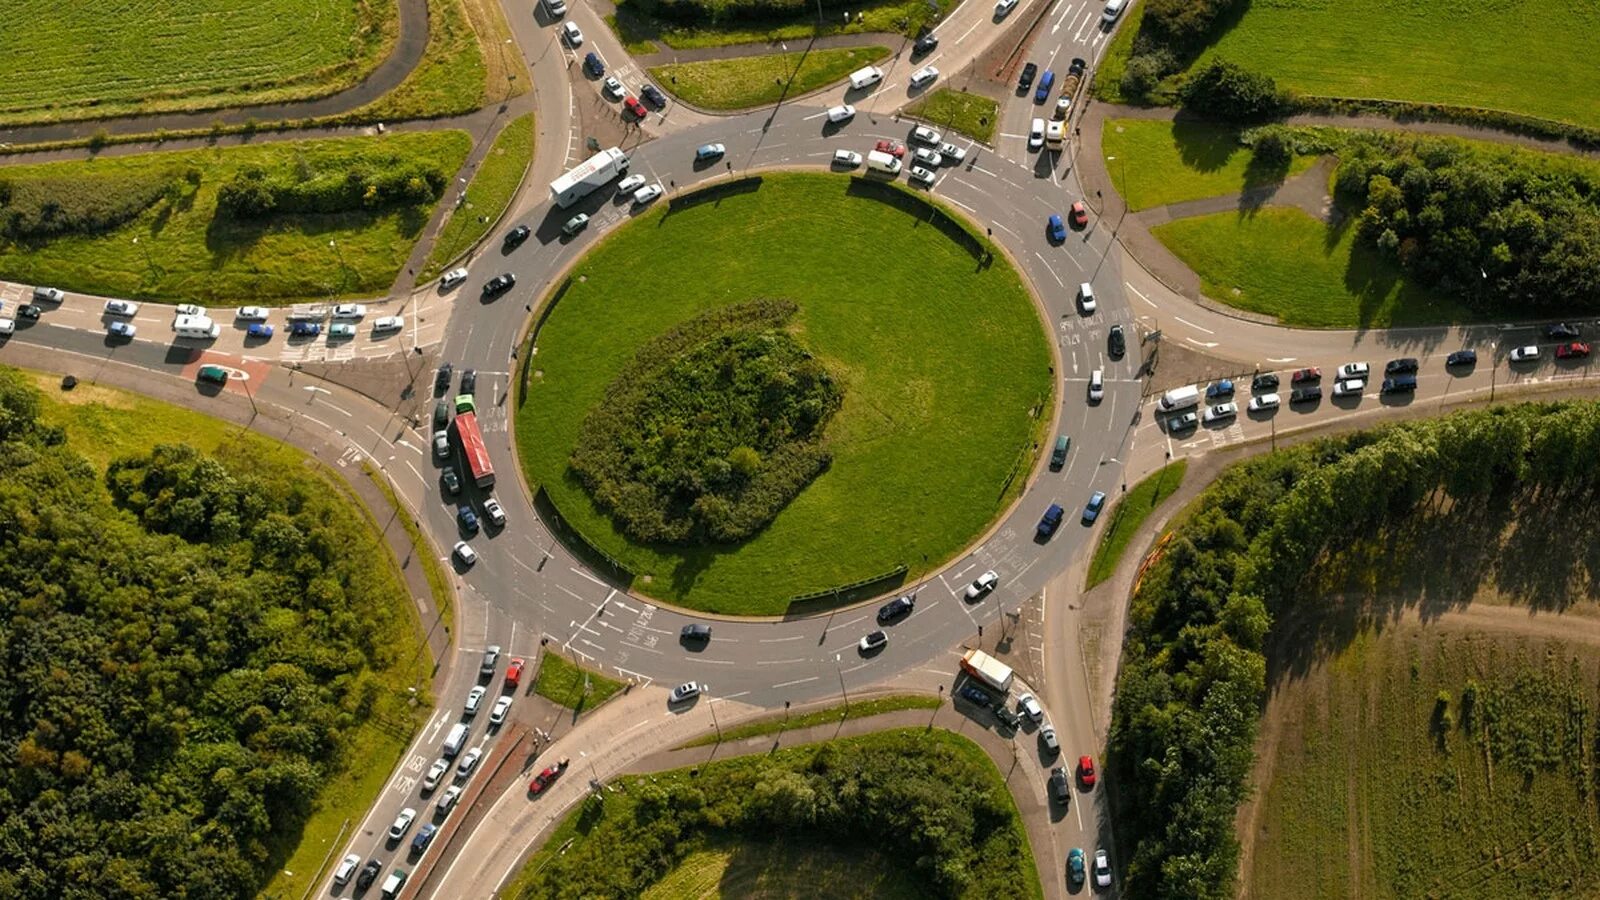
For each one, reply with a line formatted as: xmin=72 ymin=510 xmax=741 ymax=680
xmin=1198 ymin=0 xmax=1600 ymax=128
xmin=0 ymin=0 xmax=396 ymax=125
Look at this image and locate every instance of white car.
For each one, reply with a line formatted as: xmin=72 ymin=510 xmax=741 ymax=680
xmin=937 ymin=142 xmax=967 ymax=163
xmin=832 ymin=149 xmax=863 ymax=168
xmin=616 ymin=173 xmax=647 ymax=194
xmin=334 ymin=853 xmax=361 ymax=886
xmin=1017 ymin=693 xmax=1044 ymax=722
xmin=453 ymin=541 xmax=477 ymax=567
xmin=908 ymin=166 xmax=937 ymax=187
xmin=996 ymin=0 xmax=1019 ymax=15
xmin=1040 ymin=724 xmax=1059 ymax=753
xmin=436 ymin=784 xmax=463 ymax=816
xmin=1029 ymin=118 xmax=1045 ymax=151
xmin=1203 ymin=402 xmax=1238 ymax=424
xmin=464 ymin=685 xmax=487 ymax=716
xmin=633 ymin=184 xmax=663 ymax=205
xmin=236 ymin=306 xmax=269 ymax=320
xmin=912 ymin=146 xmax=943 ymax=167
xmin=0 ymin=318 xmax=14 ymax=335
xmin=1248 ymin=393 xmax=1280 ymax=411
xmin=1510 ymin=344 xmax=1540 ymax=362
xmin=911 ymin=126 xmax=942 ymax=145
xmin=670 ymin=681 xmax=702 ymax=703
xmin=826 ymin=104 xmax=855 ymax=123
xmin=388 ymin=807 xmax=417 ymax=840
xmin=1094 ymin=849 xmax=1112 ymax=887
xmin=32 ymin=287 xmax=64 ymax=303
xmin=175 ymin=303 xmax=206 ymax=317
xmin=440 ymin=268 xmax=469 ymax=290
xmin=1088 ymin=368 xmax=1104 ymax=402
xmin=104 ymin=299 xmax=139 ymax=317
xmin=107 ymin=321 xmax=137 ymax=339
xmin=332 ymin=303 xmax=366 ymax=319
xmin=964 ymin=570 xmax=999 ymax=600
xmin=372 ymin=315 xmax=404 ymax=333
xmin=603 ymin=76 xmax=625 ymax=99
xmin=483 ymin=497 xmax=506 ymax=527
xmin=562 ymin=21 xmax=583 ymax=45
xmin=455 ymin=747 xmax=483 ymax=781
xmin=1333 ymin=378 xmax=1365 ymax=398
xmin=423 ymin=758 xmax=449 ymax=792
xmin=1078 ymin=282 xmax=1096 ymax=314
xmin=489 ymin=695 xmax=513 ymax=725
xmin=909 ymin=66 xmax=939 ymax=89
xmin=1337 ymin=361 xmax=1369 ymax=380
xmin=433 ymin=429 xmax=451 ymax=459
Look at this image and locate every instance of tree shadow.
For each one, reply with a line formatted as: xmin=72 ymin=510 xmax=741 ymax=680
xmin=1170 ymin=117 xmax=1245 ymax=176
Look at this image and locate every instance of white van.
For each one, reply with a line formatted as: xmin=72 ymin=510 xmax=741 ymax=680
xmin=866 ymin=150 xmax=902 ymax=175
xmin=1102 ymin=0 xmax=1127 ymax=25
xmin=172 ymin=315 xmax=220 ymax=339
xmin=1158 ymin=384 xmax=1201 ymax=412
xmin=848 ymin=65 xmax=884 ymax=90
xmin=442 ymin=722 xmax=469 ymax=759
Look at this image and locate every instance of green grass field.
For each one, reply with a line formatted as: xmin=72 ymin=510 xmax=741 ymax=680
xmin=1090 ymin=0 xmax=1143 ymax=104
xmin=0 ymin=131 xmax=470 ymax=304
xmin=1102 ymin=118 xmax=1318 ymax=211
xmin=1085 ymin=460 xmax=1186 ymax=589
xmin=678 ymin=695 xmax=941 ymax=748
xmin=420 ymin=114 xmax=534 ymax=280
xmin=650 ymin=46 xmax=889 ymax=110
xmin=903 ymin=89 xmax=999 ymax=144
xmin=351 ymin=0 xmax=497 ymax=122
xmin=613 ymin=0 xmax=951 ymax=50
xmin=534 ymin=651 xmax=626 ymax=712
xmin=1246 ymin=625 xmax=1600 ymax=898
xmin=1152 ymin=207 xmax=1477 ymax=328
xmin=0 ymin=0 xmax=396 ymax=126
xmin=517 ymin=174 xmax=1052 ymax=614
xmin=1197 ymin=0 xmax=1600 ymax=128
xmin=643 ymin=838 xmax=922 ymax=899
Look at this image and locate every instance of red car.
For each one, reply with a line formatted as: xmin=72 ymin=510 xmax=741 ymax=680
xmin=530 ymin=758 xmax=569 ymax=795
xmin=1069 ymin=201 xmax=1088 ymax=228
xmin=1291 ymin=367 xmax=1322 ymax=383
xmin=1078 ymin=755 xmax=1097 ymax=788
xmin=505 ymin=657 xmax=525 ymax=688
xmin=874 ymin=139 xmax=906 ymax=158
xmin=1556 ymin=341 xmax=1591 ymax=359
xmin=624 ymin=96 xmax=647 ymax=119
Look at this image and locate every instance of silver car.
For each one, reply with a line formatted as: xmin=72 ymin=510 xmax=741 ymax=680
xmin=433 ymin=430 xmax=451 ymax=459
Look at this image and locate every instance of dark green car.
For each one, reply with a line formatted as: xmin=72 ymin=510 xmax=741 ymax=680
xmin=197 ymin=365 xmax=229 ymax=385
xmin=1067 ymin=847 xmax=1085 ymax=885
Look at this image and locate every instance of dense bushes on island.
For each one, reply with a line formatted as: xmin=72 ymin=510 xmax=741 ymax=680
xmin=216 ymin=159 xmax=446 ymax=219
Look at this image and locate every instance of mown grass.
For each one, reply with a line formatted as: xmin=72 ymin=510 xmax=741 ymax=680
xmin=1248 ymin=626 xmax=1600 ymax=898
xmin=607 ymin=14 xmax=661 ymax=56
xmin=0 ymin=0 xmax=397 ymax=126
xmin=613 ymin=0 xmax=953 ymax=51
xmin=353 ymin=0 xmax=498 ymax=122
xmin=1089 ymin=0 xmax=1143 ymax=104
xmin=650 ymin=46 xmax=890 ymax=110
xmin=0 ymin=131 xmax=470 ymax=304
xmin=534 ymin=651 xmax=627 ymax=712
xmin=642 ymin=837 xmax=923 ymax=900
xmin=1101 ymin=118 xmax=1319 ymax=211
xmin=25 ymin=373 xmax=431 ymax=900
xmin=678 ymin=694 xmax=940 ymax=748
xmin=420 ymin=114 xmax=534 ymax=280
xmin=1197 ymin=0 xmax=1600 ymax=129
xmin=1152 ymin=207 xmax=1478 ymax=328
xmin=517 ymin=173 xmax=1053 ymax=614
xmin=903 ymin=89 xmax=999 ymax=144
xmin=363 ymin=461 xmax=454 ymax=638
xmin=1085 ymin=460 xmax=1186 ymax=590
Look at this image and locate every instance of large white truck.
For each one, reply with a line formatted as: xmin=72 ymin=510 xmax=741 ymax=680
xmin=550 ymin=147 xmax=631 ymax=208
xmin=960 ymin=649 xmax=1015 ymax=694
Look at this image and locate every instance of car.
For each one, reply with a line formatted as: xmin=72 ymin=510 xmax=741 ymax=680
xmin=441 ymin=267 xmax=470 ymax=289
xmin=1290 ymin=386 xmax=1323 ymax=404
xmin=1206 ymin=379 xmax=1234 ymax=400
xmin=1203 ymin=402 xmax=1237 ymax=424
xmin=1337 ymin=362 xmax=1370 ymax=380
xmin=908 ymin=165 xmax=936 ymax=187
xmin=583 ymin=50 xmax=603 ymax=75
xmin=681 ymin=623 xmax=712 ymax=642
xmin=695 ymin=143 xmax=726 ymax=161
xmin=996 ymin=0 xmax=1019 ymax=16
xmin=433 ymin=430 xmax=451 ymax=459
xmin=602 ymin=76 xmax=624 ymax=99
xmin=993 ymin=705 xmax=1023 ymax=730
xmin=506 ymin=657 xmax=526 ymax=687
xmin=1332 ymin=378 xmax=1364 ymax=397
xmin=1050 ymin=435 xmax=1071 ymax=469
xmin=380 ymin=868 xmax=407 ymax=899
xmin=1558 ymin=341 xmax=1591 ymax=359
xmin=1088 ymin=368 xmax=1104 ymax=402
xmin=624 ymin=95 xmax=647 ymax=119
xmin=246 ymin=322 xmax=273 ymax=339
xmin=1067 ymin=848 xmax=1086 ymax=886
xmin=1385 ymin=357 xmax=1419 ymax=374
xmin=1036 ymin=503 xmax=1064 ymax=539
xmin=964 ymin=570 xmax=999 ymax=600
xmin=1291 ymin=367 xmax=1321 ymax=383
xmin=197 ymin=365 xmax=229 ymax=385
xmin=563 ymin=21 xmax=584 ymax=45
xmin=911 ymin=125 xmax=942 ymax=145
xmin=641 ymin=84 xmax=668 ymax=107
xmin=937 ymin=141 xmax=967 ymax=163
xmin=877 ymin=594 xmax=915 ymax=623
xmin=530 ymin=759 xmax=568 ymax=794
xmin=436 ymin=784 xmax=463 ymax=817
xmin=372 ymin=315 xmax=404 ymax=334
xmin=1381 ymin=375 xmax=1417 ymax=394
xmin=388 ymin=807 xmax=417 ymax=840
xmin=616 ymin=172 xmax=647 ymax=195
xmin=483 ymin=497 xmax=506 ymax=528
xmin=423 ymin=758 xmax=449 ymax=792
xmin=1547 ymin=323 xmax=1581 ymax=340
xmin=858 ymin=630 xmax=888 ymax=652
xmin=458 ymin=505 xmax=480 ymax=535
xmin=1049 ymin=767 xmax=1070 ymax=805
xmin=441 ymin=467 xmax=461 ymax=495
xmin=1019 ymin=62 xmax=1038 ymax=90
xmin=1078 ymin=282 xmax=1096 ymax=313
xmin=1046 ymin=213 xmax=1065 ymax=242
xmin=832 ymin=149 xmax=863 ymax=168
xmin=1249 ymin=393 xmax=1281 ymax=411
xmin=633 ymin=183 xmax=663 ymax=205
xmin=1069 ymin=201 xmax=1088 ymax=228
xmin=874 ymin=139 xmax=905 ymax=158
xmin=1108 ymin=324 xmax=1126 ymax=358
xmin=1034 ymin=69 xmax=1054 ymax=103
xmin=287 ymin=320 xmax=320 ymax=338
xmin=332 ymin=303 xmax=367 ymax=319
xmin=480 ymin=645 xmax=501 ymax=677
xmin=108 ymin=321 xmax=137 ymax=339
xmin=17 ymin=304 xmax=40 ymax=320
xmin=1078 ymin=755 xmax=1097 ymax=787
xmin=455 ymin=747 xmax=483 ymax=781
xmin=670 ymin=681 xmax=702 ymax=703
xmin=411 ymin=822 xmax=438 ymax=854
xmin=912 ymin=146 xmax=942 ymax=167
xmin=1017 ymin=693 xmax=1044 ymax=722
xmin=958 ymin=684 xmax=993 ymax=707
xmin=175 ymin=303 xmax=206 ymax=317
xmin=1054 ymin=95 xmax=1072 ymax=120
xmin=357 ymin=860 xmax=383 ymax=890
xmin=1510 ymin=344 xmax=1540 ymax=362
xmin=1446 ymin=349 xmax=1478 ymax=367
xmin=328 ymin=323 xmax=356 ymax=339
xmin=1093 ymin=849 xmax=1112 ymax=887
xmin=334 ymin=854 xmax=362 ymax=886
xmin=503 ymin=225 xmax=532 ymax=248
xmin=104 ymin=299 xmax=139 ymax=317
xmin=1167 ymin=411 xmax=1199 ymax=432
xmin=1028 ymin=118 xmax=1045 ymax=151
xmin=464 ymin=685 xmax=487 ymax=716
xmin=1082 ymin=490 xmax=1106 ymax=524
xmin=1039 ymin=724 xmax=1059 ymax=754
xmin=562 ymin=213 xmax=590 ymax=236
xmin=826 ymin=104 xmax=855 ymax=123
xmin=1252 ymin=372 xmax=1280 ymax=392
xmin=32 ymin=286 xmax=65 ymax=304
xmin=490 ymin=695 xmax=514 ymax=725
xmin=482 ymin=273 xmax=516 ymax=296
xmin=913 ymin=33 xmax=939 ymax=55
xmin=454 ymin=541 xmax=477 ymax=567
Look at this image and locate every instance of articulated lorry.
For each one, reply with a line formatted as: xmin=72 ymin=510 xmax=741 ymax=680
xmin=550 ymin=147 xmax=630 ymax=208
xmin=960 ymin=649 xmax=1015 ymax=694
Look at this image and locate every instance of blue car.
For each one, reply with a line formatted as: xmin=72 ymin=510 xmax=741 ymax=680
xmin=107 ymin=321 xmax=136 ymax=339
xmin=641 ymin=84 xmax=667 ymax=107
xmin=246 ymin=323 xmax=274 ymax=339
xmin=458 ymin=506 xmax=479 ymax=534
xmin=695 ymin=143 xmax=726 ymax=162
xmin=411 ymin=822 xmax=437 ymax=854
xmin=959 ymin=685 xmax=993 ymax=707
xmin=584 ymin=51 xmax=604 ymax=76
xmin=1082 ymin=491 xmax=1107 ymax=524
xmin=1047 ymin=213 xmax=1066 ymax=243
xmin=290 ymin=321 xmax=321 ymax=337
xmin=1206 ymin=379 xmax=1234 ymax=400
xmin=1034 ymin=69 xmax=1055 ymax=103
xmin=1036 ymin=502 xmax=1064 ymax=539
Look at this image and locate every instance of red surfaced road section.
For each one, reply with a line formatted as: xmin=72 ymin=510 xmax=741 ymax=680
xmin=179 ymin=351 xmax=273 ymax=397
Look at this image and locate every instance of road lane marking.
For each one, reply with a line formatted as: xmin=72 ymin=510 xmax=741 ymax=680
xmin=772 ymin=675 xmax=820 ymax=688
xmin=1173 ymin=316 xmax=1214 ymax=335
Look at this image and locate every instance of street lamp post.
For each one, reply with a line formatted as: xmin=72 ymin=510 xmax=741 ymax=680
xmin=834 ymin=653 xmax=849 ymax=709
xmin=707 ymin=687 xmax=722 ymax=742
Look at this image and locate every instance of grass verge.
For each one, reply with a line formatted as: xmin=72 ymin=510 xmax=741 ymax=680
xmin=1152 ymin=207 xmax=1478 ymax=328
xmin=1101 ymin=118 xmax=1319 ymax=211
xmin=606 ymin=13 xmax=661 ymax=55
xmin=677 ymin=694 xmax=940 ymax=748
xmin=517 ymin=173 xmax=1053 ymax=614
xmin=534 ymin=651 xmax=626 ymax=712
xmin=363 ymin=461 xmax=454 ymax=638
xmin=903 ymin=89 xmax=999 ymax=144
xmin=1085 ymin=460 xmax=1186 ymax=589
xmin=420 ymin=113 xmax=534 ymax=280
xmin=354 ymin=0 xmax=492 ymax=121
xmin=643 ymin=837 xmax=922 ymax=900
xmin=613 ymin=0 xmax=952 ymax=50
xmin=1090 ymin=0 xmax=1143 ymax=104
xmin=650 ymin=46 xmax=890 ymax=110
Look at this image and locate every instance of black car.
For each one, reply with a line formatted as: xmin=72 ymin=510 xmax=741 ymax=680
xmin=641 ymin=83 xmax=668 ymax=107
xmin=442 ymin=467 xmax=461 ymax=495
xmin=17 ymin=304 xmax=40 ymax=320
xmin=1107 ymin=324 xmax=1126 ymax=359
xmin=1381 ymin=375 xmax=1418 ymax=394
xmin=435 ymin=362 xmax=454 ymax=394
xmin=913 ymin=33 xmax=939 ymax=56
xmin=1446 ymin=349 xmax=1477 ymax=367
xmin=680 ymin=623 xmax=712 ymax=642
xmin=357 ymin=860 xmax=382 ymax=890
xmin=1049 ymin=766 xmax=1071 ymax=805
xmin=1068 ymin=56 xmax=1086 ymax=77
xmin=994 ymin=705 xmax=1023 ymax=730
xmin=504 ymin=224 xmax=531 ymax=247
xmin=483 ymin=273 xmax=516 ymax=296
xmin=1251 ymin=372 xmax=1279 ymax=392
xmin=1546 ymin=323 xmax=1581 ymax=340
xmin=1019 ymin=62 xmax=1038 ymax=90
xmin=877 ymin=593 xmax=916 ymax=623
xmin=1290 ymin=386 xmax=1322 ymax=404
xmin=1385 ymin=357 xmax=1419 ymax=374
xmin=959 ymin=685 xmax=993 ymax=708
xmin=461 ymin=368 xmax=477 ymax=395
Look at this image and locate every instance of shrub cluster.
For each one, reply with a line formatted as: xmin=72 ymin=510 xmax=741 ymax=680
xmin=216 ymin=159 xmax=445 ymax=219
xmin=570 ymin=299 xmax=842 ymax=545
xmin=1114 ymin=0 xmax=1244 ymax=100
xmin=0 ymin=169 xmax=184 ymax=239
xmin=1177 ymin=58 xmax=1288 ymax=122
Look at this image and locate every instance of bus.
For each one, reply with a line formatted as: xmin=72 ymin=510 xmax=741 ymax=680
xmin=454 ymin=411 xmax=495 ymax=489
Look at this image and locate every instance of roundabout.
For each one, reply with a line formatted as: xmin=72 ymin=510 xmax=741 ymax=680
xmin=518 ymin=173 xmax=1054 ymax=614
